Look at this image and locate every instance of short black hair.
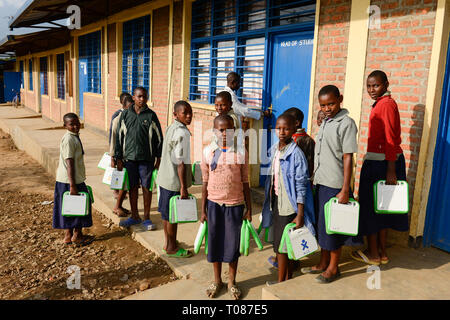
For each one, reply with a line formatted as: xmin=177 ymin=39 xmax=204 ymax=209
xmin=215 ymin=91 xmax=232 ymax=105
xmin=283 ymin=107 xmax=304 ymax=128
xmin=214 ymin=114 xmax=234 ymax=128
xmin=133 ymin=86 xmax=148 ymax=97
xmin=63 ymin=112 xmax=79 ymax=123
xmin=227 ymin=72 xmax=240 ymax=83
xmin=119 ymin=92 xmax=132 ymax=104
xmin=122 ymin=95 xmax=133 ymax=105
xmin=318 ymin=85 xmax=341 ymax=99
xmin=276 ymin=113 xmax=296 ymax=128
xmin=368 ymin=70 xmax=388 ymax=83
xmin=174 ymin=100 xmax=192 ymax=113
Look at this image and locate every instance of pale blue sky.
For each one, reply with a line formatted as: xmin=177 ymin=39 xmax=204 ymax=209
xmin=0 ymin=0 xmax=67 ymax=40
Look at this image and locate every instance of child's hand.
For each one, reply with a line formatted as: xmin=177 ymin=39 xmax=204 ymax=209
xmin=70 ymin=185 xmax=78 ymax=196
xmin=116 ymin=159 xmax=123 ymax=171
xmin=291 ymin=214 xmax=304 ymax=229
xmin=243 ymin=209 xmax=252 ymax=222
xmin=200 ymin=211 xmax=207 ymax=223
xmin=336 ymin=189 xmax=349 ymax=204
xmin=154 ymin=158 xmax=161 ymax=170
xmin=180 ymin=187 xmax=189 ymax=199
xmin=110 ymin=157 xmax=116 ymax=168
xmin=386 ymin=162 xmax=397 ymax=185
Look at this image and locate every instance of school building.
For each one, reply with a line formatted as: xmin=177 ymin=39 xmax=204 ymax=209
xmin=1 ymin=0 xmax=449 ymax=252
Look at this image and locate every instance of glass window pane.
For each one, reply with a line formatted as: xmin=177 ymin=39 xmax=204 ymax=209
xmin=270 ymin=0 xmax=315 ymax=27
xmin=192 ymin=0 xmax=211 ymax=39
xmin=241 ymin=38 xmax=265 ymax=108
xmin=239 ymin=0 xmax=266 ymax=32
xmin=215 ymin=40 xmax=235 ymax=96
xmin=214 ymin=1 xmax=236 ymax=35
xmin=190 ymin=43 xmax=211 ymax=102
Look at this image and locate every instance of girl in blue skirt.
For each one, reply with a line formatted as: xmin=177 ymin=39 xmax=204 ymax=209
xmin=350 ymin=71 xmax=409 ymax=266
xmin=52 ymin=113 xmax=93 ymax=246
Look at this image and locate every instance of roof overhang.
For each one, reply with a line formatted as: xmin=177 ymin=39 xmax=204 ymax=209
xmin=9 ymin=0 xmax=153 ymax=30
xmin=0 ymin=29 xmax=70 ymax=56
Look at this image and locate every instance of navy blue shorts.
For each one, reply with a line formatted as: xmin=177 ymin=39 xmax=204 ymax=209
xmin=124 ymin=160 xmax=154 ymax=189
xmin=207 ymin=200 xmax=244 ymax=263
xmin=158 ymin=186 xmax=180 ymax=221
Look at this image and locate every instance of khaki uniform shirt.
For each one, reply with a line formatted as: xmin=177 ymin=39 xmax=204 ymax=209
xmin=56 ymin=131 xmax=86 ymax=184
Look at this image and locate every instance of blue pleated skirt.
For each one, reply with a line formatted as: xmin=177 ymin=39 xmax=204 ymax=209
xmin=357 ymin=154 xmax=409 ymax=236
xmin=52 ymin=181 xmax=93 ymax=229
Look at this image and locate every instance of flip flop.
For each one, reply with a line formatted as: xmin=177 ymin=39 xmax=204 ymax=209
xmin=380 ymin=257 xmax=389 ymax=265
xmin=350 ymin=250 xmax=381 ymax=266
xmin=267 ymin=256 xmax=278 ymax=269
xmin=119 ymin=217 xmax=142 ymax=228
xmin=165 ymin=247 xmax=192 ymax=258
xmin=315 ymin=269 xmax=341 ymax=284
xmin=141 ymin=219 xmax=156 ymax=231
xmin=300 ymin=266 xmax=325 ymax=274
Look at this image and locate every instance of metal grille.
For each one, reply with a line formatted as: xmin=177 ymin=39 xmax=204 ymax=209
xmin=57 ymin=53 xmax=65 ymax=100
xmin=40 ymin=57 xmax=48 ymax=95
xmin=122 ymin=15 xmax=150 ymax=95
xmin=20 ymin=61 xmax=24 ymax=89
xmin=78 ymin=30 xmax=101 ymax=94
xmin=29 ymin=59 xmax=33 ymax=91
xmin=189 ymin=0 xmax=315 ymax=107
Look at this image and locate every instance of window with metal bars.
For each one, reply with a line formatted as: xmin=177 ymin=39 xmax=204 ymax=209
xmin=40 ymin=57 xmax=48 ymax=95
xmin=189 ymin=0 xmax=315 ymax=107
xmin=29 ymin=59 xmax=33 ymax=91
xmin=122 ymin=15 xmax=150 ymax=95
xmin=57 ymin=53 xmax=65 ymax=100
xmin=78 ymin=30 xmax=101 ymax=94
xmin=19 ymin=61 xmax=24 ymax=89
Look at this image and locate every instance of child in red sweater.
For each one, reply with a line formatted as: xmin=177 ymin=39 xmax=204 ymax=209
xmin=351 ymin=70 xmax=409 ymax=266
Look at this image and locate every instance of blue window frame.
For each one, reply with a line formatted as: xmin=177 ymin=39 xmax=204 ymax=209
xmin=19 ymin=61 xmax=24 ymax=89
xmin=40 ymin=57 xmax=48 ymax=95
xmin=122 ymin=15 xmax=151 ymax=95
xmin=29 ymin=59 xmax=33 ymax=91
xmin=189 ymin=0 xmax=315 ymax=107
xmin=57 ymin=53 xmax=65 ymax=100
xmin=78 ymin=30 xmax=101 ymax=94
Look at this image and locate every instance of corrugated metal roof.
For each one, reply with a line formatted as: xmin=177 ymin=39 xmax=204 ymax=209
xmin=9 ymin=0 xmax=154 ymax=30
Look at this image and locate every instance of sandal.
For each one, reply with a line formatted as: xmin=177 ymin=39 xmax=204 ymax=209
xmin=300 ymin=266 xmax=325 ymax=274
xmin=315 ymin=269 xmax=341 ymax=284
xmin=165 ymin=247 xmax=192 ymax=258
xmin=206 ymin=282 xmax=224 ymax=298
xmin=267 ymin=256 xmax=278 ymax=269
xmin=119 ymin=217 xmax=142 ymax=228
xmin=228 ymin=284 xmax=241 ymax=300
xmin=142 ymin=219 xmax=156 ymax=231
xmin=350 ymin=250 xmax=381 ymax=266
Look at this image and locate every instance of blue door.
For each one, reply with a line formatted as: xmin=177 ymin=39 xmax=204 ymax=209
xmin=423 ymin=35 xmax=450 ymax=252
xmin=260 ymin=31 xmax=314 ymax=185
xmin=78 ymin=59 xmax=88 ymax=120
xmin=3 ymin=72 xmax=21 ymax=103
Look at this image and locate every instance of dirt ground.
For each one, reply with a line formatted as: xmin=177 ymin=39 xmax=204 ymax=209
xmin=0 ymin=130 xmax=176 ymax=300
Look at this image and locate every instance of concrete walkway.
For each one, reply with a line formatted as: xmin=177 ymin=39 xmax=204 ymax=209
xmin=1 ymin=105 xmax=449 ymax=300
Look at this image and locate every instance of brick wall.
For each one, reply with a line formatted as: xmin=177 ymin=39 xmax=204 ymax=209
xmin=355 ymin=0 xmax=437 ymax=205
xmin=107 ymin=23 xmax=122 ymax=124
xmin=310 ymin=0 xmax=352 ymax=136
xmin=83 ymin=94 xmax=105 ymax=129
xmin=151 ymin=6 xmax=170 ymax=132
